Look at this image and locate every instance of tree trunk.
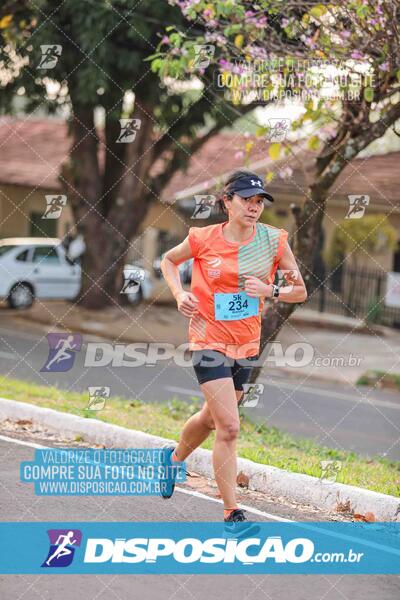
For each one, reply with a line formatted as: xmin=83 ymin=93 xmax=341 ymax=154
xmin=249 ymin=185 xmax=328 ymax=383
xmin=61 ymin=98 xmax=249 ymax=309
xmin=248 ymin=98 xmax=400 ymax=383
xmin=248 ymin=301 xmax=295 ymax=384
xmin=60 ymin=109 xmax=108 ymax=308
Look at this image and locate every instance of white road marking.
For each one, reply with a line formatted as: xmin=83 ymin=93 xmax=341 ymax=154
xmin=176 ymin=487 xmax=293 ymax=522
xmin=10 ymin=433 xmax=392 ymax=546
xmin=2 ymin=436 xmax=396 ymax=553
xmin=0 ymin=434 xmax=293 ymax=522
xmin=0 ymin=433 xmax=46 ymax=449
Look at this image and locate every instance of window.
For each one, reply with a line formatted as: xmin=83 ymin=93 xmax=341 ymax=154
xmin=29 ymin=212 xmax=57 ymax=237
xmin=0 ymin=245 xmax=17 ymax=257
xmin=32 ymin=246 xmax=60 ymax=264
xmin=15 ymin=249 xmax=30 ymax=262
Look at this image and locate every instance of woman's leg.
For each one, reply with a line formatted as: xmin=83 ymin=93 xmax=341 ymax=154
xmin=201 ymin=377 xmax=241 ymax=509
xmin=173 ymin=405 xmax=215 ymax=461
xmin=173 ymin=388 xmax=243 ymax=462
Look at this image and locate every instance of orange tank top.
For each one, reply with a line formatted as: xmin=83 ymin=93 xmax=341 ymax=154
xmin=187 ymin=221 xmax=288 ymax=359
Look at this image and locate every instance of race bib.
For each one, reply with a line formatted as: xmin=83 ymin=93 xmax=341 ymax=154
xmin=214 ymin=291 xmax=259 ymax=321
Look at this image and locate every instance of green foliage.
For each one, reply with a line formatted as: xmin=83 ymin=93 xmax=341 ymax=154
xmin=258 ymin=209 xmax=285 ymax=228
xmin=0 ymin=0 xmax=187 ymax=116
xmin=357 ymin=369 xmax=400 ymax=391
xmin=325 ymin=214 xmax=398 ymax=268
xmin=160 ymin=395 xmax=202 ymax=420
xmin=152 ymin=0 xmax=400 ymax=166
xmin=0 ymin=0 xmax=245 ymax=186
xmin=1 ymin=373 xmax=398 ymax=494
xmin=365 ymin=297 xmax=383 ymax=324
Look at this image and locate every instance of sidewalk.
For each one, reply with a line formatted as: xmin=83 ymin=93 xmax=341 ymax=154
xmin=276 ymin=315 xmax=400 ymax=386
xmin=11 ymin=296 xmax=400 ymax=387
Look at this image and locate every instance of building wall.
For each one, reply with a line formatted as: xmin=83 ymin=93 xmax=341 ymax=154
xmin=1 ymin=183 xmax=398 ymax=274
xmin=0 ymin=184 xmax=74 ymax=239
xmin=270 ymin=196 xmax=400 ymax=272
xmin=140 ymin=202 xmax=187 ymax=239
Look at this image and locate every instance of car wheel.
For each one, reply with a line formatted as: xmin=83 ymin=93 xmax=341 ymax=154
xmin=8 ymin=283 xmax=34 ymax=309
xmin=127 ymin=286 xmax=143 ymax=307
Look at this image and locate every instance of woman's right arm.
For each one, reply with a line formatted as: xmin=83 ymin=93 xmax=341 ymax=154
xmin=160 ymin=236 xmax=199 ymax=318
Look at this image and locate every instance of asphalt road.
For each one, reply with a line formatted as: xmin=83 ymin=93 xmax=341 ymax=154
xmin=0 ymin=317 xmax=399 ymax=460
xmin=1 ymin=434 xmax=399 ymax=599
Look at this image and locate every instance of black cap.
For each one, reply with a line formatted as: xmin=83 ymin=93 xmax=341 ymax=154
xmin=225 ymin=174 xmax=274 ymax=204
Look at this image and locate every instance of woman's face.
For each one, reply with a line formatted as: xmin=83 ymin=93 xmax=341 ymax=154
xmin=224 ymin=193 xmax=265 ymax=225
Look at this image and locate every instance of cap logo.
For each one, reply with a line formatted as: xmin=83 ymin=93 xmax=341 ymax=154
xmin=250 ymin=179 xmax=262 ymax=186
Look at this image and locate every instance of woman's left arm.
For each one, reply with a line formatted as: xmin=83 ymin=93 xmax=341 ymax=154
xmin=275 ymin=240 xmax=308 ymax=303
xmin=244 ymin=241 xmax=308 ymax=303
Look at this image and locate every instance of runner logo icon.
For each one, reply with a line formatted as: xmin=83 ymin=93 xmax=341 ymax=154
xmin=41 ymin=529 xmax=82 ymax=568
xmin=41 ymin=333 xmax=82 ymax=372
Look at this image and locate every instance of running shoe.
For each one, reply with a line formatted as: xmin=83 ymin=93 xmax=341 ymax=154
xmin=224 ymin=508 xmax=261 ymax=539
xmin=160 ymin=446 xmax=179 ymax=499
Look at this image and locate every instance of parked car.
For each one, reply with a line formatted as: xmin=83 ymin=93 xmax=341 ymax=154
xmin=0 ymin=238 xmax=153 ymax=309
xmin=64 ymin=235 xmax=154 ymax=307
xmin=0 ymin=238 xmax=81 ymax=309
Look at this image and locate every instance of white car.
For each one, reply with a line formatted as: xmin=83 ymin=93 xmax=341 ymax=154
xmin=0 ymin=238 xmax=153 ymax=309
xmin=0 ymin=238 xmax=81 ymax=309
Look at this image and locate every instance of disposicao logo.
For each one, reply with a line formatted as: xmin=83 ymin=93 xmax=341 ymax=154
xmin=0 ymin=522 xmax=394 ymax=575
xmin=83 ymin=536 xmax=314 ymax=564
xmin=41 ymin=529 xmax=82 ymax=567
xmin=41 ymin=333 xmax=82 ymax=372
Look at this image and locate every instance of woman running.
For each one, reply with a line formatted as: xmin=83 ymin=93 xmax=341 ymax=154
xmin=160 ymin=168 xmax=307 ymax=531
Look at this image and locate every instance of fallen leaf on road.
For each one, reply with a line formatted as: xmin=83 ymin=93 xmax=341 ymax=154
xmin=237 ymin=471 xmax=249 ymax=488
xmin=354 ymin=513 xmax=366 ymax=521
xmin=336 ymin=499 xmax=352 ymax=514
xmin=354 ymin=512 xmax=375 ymax=522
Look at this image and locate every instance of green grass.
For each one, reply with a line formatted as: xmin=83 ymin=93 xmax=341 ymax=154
xmin=1 ymin=376 xmax=399 ymax=497
xmin=357 ymin=369 xmax=400 ymax=392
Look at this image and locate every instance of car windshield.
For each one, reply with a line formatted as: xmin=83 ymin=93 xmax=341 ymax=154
xmin=0 ymin=245 xmax=17 ymax=257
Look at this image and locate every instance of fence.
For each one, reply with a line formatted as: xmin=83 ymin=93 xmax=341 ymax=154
xmin=304 ymin=265 xmax=400 ymax=328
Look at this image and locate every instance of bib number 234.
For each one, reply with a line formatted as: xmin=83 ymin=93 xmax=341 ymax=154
xmin=214 ymin=291 xmax=259 ymax=321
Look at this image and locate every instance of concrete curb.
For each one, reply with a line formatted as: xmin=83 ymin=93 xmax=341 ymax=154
xmin=289 ymin=311 xmax=396 ymax=338
xmin=16 ymin=308 xmax=393 ymax=339
xmin=1 ymin=397 xmax=399 ymax=522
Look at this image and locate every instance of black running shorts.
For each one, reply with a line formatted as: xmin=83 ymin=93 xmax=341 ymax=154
xmin=191 ymin=349 xmax=259 ymax=391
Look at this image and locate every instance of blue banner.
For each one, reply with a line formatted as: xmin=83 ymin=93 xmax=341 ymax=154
xmin=0 ymin=522 xmax=399 ymax=574
xmin=20 ymin=448 xmax=186 ymax=496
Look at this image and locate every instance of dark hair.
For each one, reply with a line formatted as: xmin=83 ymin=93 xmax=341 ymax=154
xmin=216 ymin=168 xmax=263 ymax=216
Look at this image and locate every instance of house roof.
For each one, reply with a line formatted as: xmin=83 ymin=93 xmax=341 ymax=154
xmin=0 ymin=116 xmax=398 ymax=211
xmin=0 ymin=117 xmax=269 ymax=196
xmin=158 ymin=131 xmax=271 ymax=200
xmin=263 ymin=149 xmax=400 ymax=211
xmin=0 ymin=116 xmax=68 ymax=191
